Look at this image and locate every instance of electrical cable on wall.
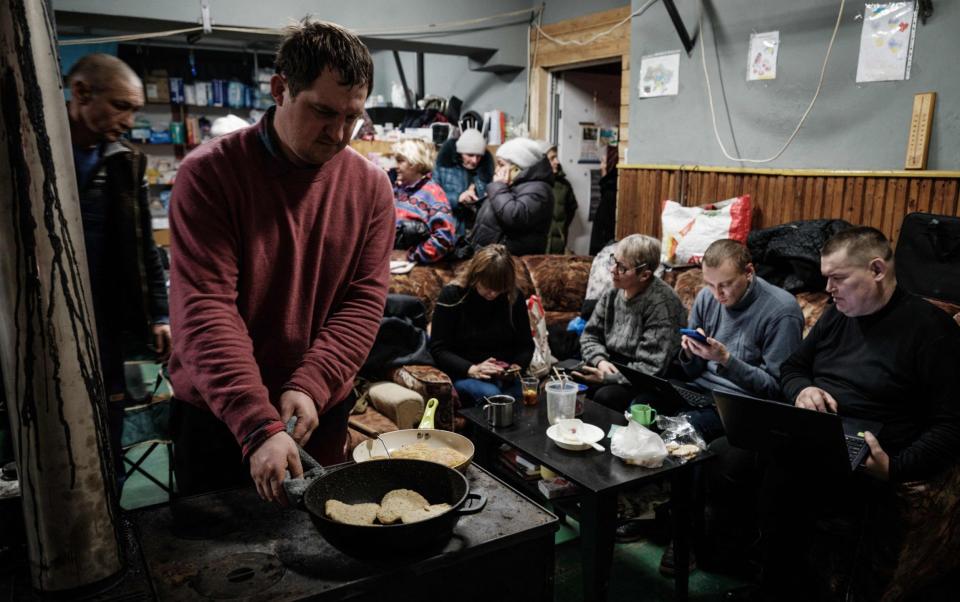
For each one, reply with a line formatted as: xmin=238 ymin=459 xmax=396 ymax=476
xmin=58 ymin=7 xmax=537 ymax=46
xmin=532 ymin=0 xmax=658 ymax=47
xmin=699 ymin=0 xmax=845 ymax=163
xmin=59 ymin=26 xmax=205 ymax=46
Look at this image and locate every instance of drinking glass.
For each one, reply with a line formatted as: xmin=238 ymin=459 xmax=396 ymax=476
xmin=521 ymin=377 xmax=540 ymax=406
xmin=545 ymin=381 xmax=578 ymax=425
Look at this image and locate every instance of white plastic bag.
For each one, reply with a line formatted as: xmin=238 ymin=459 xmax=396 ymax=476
xmin=611 ymin=420 xmax=668 ymax=468
xmin=526 ymin=295 xmax=556 ymax=378
xmin=660 ymin=195 xmax=752 ymax=266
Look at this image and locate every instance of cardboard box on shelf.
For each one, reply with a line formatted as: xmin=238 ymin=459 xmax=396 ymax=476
xmin=143 ymin=70 xmax=170 ymax=103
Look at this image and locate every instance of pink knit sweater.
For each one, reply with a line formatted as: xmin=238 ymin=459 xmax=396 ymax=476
xmin=168 ymin=119 xmax=394 ymax=464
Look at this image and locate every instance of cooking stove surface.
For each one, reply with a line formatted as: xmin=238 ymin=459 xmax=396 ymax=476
xmin=130 ymin=463 xmax=556 ymax=600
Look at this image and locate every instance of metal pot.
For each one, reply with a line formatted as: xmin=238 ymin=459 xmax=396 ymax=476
xmin=284 ymin=452 xmax=485 ymax=559
xmin=352 ymin=398 xmax=475 ymax=472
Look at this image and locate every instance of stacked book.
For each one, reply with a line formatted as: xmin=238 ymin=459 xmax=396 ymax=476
xmin=497 ymin=444 xmax=540 ymax=481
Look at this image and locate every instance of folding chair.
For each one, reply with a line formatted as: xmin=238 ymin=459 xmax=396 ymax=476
xmin=121 ymin=361 xmax=174 ymax=498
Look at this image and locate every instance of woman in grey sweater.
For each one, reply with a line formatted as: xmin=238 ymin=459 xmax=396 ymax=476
xmin=575 ymin=234 xmax=687 ymax=412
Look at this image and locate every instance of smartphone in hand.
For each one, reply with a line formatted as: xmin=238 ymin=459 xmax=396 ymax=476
xmin=554 ymin=358 xmax=586 ymax=373
xmin=679 ymin=328 xmax=709 ymax=344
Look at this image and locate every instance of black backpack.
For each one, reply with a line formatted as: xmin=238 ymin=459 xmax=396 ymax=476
xmin=895 ymin=212 xmax=960 ymax=304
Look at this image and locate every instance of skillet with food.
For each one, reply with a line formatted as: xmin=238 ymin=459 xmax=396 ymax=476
xmin=284 ymin=449 xmax=485 ymax=559
xmin=352 ymin=398 xmax=475 ymax=472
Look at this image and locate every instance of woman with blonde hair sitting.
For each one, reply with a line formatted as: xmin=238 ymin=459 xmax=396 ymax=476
xmin=392 ymin=139 xmax=456 ymax=263
xmin=430 ymin=244 xmax=534 ymax=405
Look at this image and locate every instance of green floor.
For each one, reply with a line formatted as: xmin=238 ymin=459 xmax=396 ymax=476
xmin=121 ymin=448 xmax=743 ymax=601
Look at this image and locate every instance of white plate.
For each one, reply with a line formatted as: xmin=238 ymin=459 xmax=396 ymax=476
xmin=546 ymin=423 xmax=605 ymax=451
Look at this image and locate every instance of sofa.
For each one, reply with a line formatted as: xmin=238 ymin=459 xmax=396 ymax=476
xmin=348 ymin=247 xmax=960 ymax=448
xmin=346 ymin=250 xmax=593 ymax=446
xmin=343 ymin=238 xmax=960 ymax=600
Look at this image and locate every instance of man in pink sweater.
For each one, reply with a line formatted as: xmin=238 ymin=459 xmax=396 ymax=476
xmin=168 ymin=20 xmax=394 ymax=504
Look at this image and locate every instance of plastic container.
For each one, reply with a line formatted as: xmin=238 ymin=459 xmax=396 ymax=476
xmin=575 ymin=383 xmax=588 ymax=416
xmin=545 ymin=381 xmax=578 ymax=426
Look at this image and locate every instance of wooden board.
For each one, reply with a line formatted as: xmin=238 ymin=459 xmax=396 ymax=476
xmin=617 ymin=166 xmax=960 ymax=244
xmin=905 ymin=92 xmax=936 ymax=170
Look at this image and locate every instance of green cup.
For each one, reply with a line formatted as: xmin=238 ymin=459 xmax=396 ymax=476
xmin=630 ymin=403 xmax=657 ymax=427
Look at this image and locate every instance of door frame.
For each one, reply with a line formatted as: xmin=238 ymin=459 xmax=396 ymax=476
xmin=529 ymin=6 xmax=631 ymax=160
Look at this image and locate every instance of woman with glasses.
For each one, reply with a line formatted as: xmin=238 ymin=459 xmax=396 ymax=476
xmin=429 ymin=244 xmax=534 ymax=406
xmin=573 ymin=234 xmax=687 ymax=411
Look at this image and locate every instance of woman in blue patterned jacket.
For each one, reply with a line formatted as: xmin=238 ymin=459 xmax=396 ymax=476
xmin=392 ymin=140 xmax=456 ymax=264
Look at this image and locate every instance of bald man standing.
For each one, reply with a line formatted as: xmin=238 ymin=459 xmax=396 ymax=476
xmin=67 ymin=54 xmax=171 ymax=484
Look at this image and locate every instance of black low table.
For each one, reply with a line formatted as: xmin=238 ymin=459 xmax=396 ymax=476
xmin=460 ymin=398 xmax=713 ymax=602
xmin=130 ymin=464 xmax=558 ymax=601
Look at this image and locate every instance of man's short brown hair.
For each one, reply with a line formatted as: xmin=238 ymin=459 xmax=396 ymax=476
xmin=702 ymin=239 xmax=752 ymax=272
xmin=822 ymin=226 xmax=893 ymax=265
xmin=274 ymin=18 xmax=373 ymax=97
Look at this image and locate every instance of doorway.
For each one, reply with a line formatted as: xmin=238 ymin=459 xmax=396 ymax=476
xmin=550 ymin=62 xmax=622 ymax=255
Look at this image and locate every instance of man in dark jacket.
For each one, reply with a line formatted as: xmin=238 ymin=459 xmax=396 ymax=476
xmin=590 ymin=144 xmax=618 ymax=255
xmin=544 ymin=143 xmax=578 ymax=254
xmin=67 ymin=54 xmax=171 ymax=480
xmin=469 ymin=137 xmax=555 ymax=256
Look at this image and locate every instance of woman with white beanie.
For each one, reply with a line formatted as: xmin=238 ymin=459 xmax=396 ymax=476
xmin=468 ymin=137 xmax=555 ymax=256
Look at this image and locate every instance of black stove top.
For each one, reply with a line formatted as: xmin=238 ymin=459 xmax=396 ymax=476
xmin=130 ymin=463 xmax=556 ymax=600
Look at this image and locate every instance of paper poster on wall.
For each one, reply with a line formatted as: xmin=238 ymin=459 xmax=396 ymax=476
xmin=856 ymin=2 xmax=919 ymax=83
xmin=579 ymin=123 xmax=601 ymax=164
xmin=638 ymin=51 xmax=680 ymax=98
xmin=599 ymin=127 xmax=619 ymax=147
xmin=747 ymin=31 xmax=780 ymax=81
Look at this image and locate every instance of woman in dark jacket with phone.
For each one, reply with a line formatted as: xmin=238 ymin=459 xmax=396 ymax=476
xmin=469 ymin=137 xmax=555 ymax=256
xmin=429 ymin=244 xmax=534 ymax=406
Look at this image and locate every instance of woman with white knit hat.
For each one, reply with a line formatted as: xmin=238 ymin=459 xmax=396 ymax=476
xmin=468 ymin=137 xmax=555 ymax=256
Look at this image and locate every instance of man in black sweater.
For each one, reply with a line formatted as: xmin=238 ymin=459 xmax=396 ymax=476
xmin=729 ymin=227 xmax=960 ymax=601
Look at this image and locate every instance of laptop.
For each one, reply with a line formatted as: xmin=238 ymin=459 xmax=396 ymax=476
xmin=613 ymin=362 xmax=712 ymax=412
xmin=713 ymin=390 xmax=883 ymax=472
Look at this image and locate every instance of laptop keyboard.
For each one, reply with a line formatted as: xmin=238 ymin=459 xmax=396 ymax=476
xmin=676 ymin=387 xmax=712 ymax=407
xmin=845 ymin=435 xmax=867 ymax=465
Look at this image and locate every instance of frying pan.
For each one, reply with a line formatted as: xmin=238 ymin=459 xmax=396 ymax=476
xmin=284 ymin=451 xmax=485 ymax=559
xmin=352 ymin=398 xmax=475 ymax=472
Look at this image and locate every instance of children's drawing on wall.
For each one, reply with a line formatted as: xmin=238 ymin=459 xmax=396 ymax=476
xmin=746 ymin=31 xmax=780 ymax=81
xmin=856 ymin=2 xmax=919 ymax=83
xmin=579 ymin=123 xmax=601 ymax=164
xmin=638 ymin=51 xmax=680 ymax=98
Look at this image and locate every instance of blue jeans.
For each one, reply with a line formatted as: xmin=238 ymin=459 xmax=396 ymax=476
xmin=453 ymin=378 xmax=522 ymax=407
xmin=681 ymin=405 xmax=726 ymax=444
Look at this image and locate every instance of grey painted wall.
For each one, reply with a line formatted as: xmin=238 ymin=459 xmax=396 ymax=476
xmin=539 ymin=0 xmax=629 ymax=25
xmin=55 ymin=0 xmax=536 ymax=121
xmin=628 ymin=0 xmax=960 ymax=170
xmin=373 ymin=50 xmax=527 ymax=124
xmin=53 ymin=1 xmax=632 ymax=128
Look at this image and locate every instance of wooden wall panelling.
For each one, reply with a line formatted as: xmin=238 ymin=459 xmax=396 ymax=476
xmin=862 ymin=178 xmax=883 ymax=230
xmin=772 ymin=176 xmax=788 ymax=228
xmin=617 ymin=167 xmax=960 ymax=245
xmin=842 ymin=177 xmax=865 ymax=225
xmin=889 ymin=178 xmax=909 ymax=242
